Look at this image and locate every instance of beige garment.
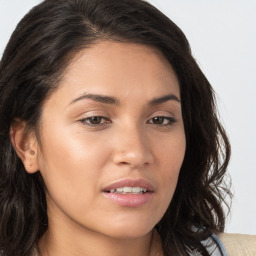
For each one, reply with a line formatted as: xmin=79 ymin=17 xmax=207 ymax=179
xmin=219 ymin=233 xmax=256 ymax=256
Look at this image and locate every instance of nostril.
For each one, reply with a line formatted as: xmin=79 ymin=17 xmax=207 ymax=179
xmin=113 ymin=148 xmax=154 ymax=168
xmin=117 ymin=161 xmax=130 ymax=166
xmin=117 ymin=161 xmax=150 ymax=169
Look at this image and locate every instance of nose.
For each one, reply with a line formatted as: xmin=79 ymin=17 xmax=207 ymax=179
xmin=112 ymin=125 xmax=154 ymax=169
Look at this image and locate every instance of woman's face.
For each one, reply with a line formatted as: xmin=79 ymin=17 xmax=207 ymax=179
xmin=36 ymin=41 xmax=186 ymax=239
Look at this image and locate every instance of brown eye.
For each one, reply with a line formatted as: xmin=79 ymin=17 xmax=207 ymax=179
xmin=87 ymin=116 xmax=103 ymax=124
xmin=152 ymin=116 xmax=165 ymax=124
xmin=80 ymin=116 xmax=110 ymax=126
xmin=148 ymin=116 xmax=176 ymax=126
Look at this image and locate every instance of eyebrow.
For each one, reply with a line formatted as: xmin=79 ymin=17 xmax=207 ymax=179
xmin=70 ymin=93 xmax=180 ymax=106
xmin=149 ymin=94 xmax=181 ymax=105
xmin=70 ymin=93 xmax=120 ymax=105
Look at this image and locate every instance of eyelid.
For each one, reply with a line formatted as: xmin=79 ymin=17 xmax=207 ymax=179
xmin=76 ymin=108 xmax=110 ymax=118
xmin=147 ymin=116 xmax=177 ymax=125
xmin=79 ymin=115 xmax=111 ymax=126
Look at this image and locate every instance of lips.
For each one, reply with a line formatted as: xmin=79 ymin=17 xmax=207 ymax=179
xmin=102 ymin=179 xmax=154 ymax=207
xmin=103 ymin=178 xmax=154 ymax=193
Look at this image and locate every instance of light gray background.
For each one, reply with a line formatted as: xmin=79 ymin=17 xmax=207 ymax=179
xmin=0 ymin=0 xmax=255 ymax=235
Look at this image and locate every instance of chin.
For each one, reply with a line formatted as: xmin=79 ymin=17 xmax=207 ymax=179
xmin=99 ymin=218 xmax=156 ymax=239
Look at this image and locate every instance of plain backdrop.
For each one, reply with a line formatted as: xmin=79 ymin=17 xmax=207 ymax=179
xmin=0 ymin=0 xmax=255 ymax=235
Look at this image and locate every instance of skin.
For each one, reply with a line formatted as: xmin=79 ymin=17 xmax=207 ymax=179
xmin=14 ymin=41 xmax=186 ymax=255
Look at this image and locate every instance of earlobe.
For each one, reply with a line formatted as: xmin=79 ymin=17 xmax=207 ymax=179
xmin=10 ymin=119 xmax=39 ymax=173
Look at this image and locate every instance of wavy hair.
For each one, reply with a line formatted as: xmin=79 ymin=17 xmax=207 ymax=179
xmin=0 ymin=0 xmax=231 ymax=255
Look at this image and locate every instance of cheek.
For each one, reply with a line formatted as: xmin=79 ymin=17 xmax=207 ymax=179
xmin=156 ymin=130 xmax=186 ymax=200
xmin=36 ymin=126 xmax=112 ymax=207
xmin=39 ymin=122 xmax=110 ymax=171
xmin=158 ymin=129 xmax=186 ymax=171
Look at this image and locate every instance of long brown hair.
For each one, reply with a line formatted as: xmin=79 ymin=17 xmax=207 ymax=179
xmin=0 ymin=0 xmax=231 ymax=255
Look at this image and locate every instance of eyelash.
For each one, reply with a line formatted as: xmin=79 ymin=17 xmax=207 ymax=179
xmin=147 ymin=116 xmax=177 ymax=126
xmin=79 ymin=116 xmax=176 ymax=127
xmin=79 ymin=116 xmax=110 ymax=126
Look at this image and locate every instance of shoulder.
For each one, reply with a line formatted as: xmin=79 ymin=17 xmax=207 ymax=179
xmin=218 ymin=233 xmax=256 ymax=256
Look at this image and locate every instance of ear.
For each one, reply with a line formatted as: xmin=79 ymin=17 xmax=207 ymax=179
xmin=10 ymin=119 xmax=39 ymax=173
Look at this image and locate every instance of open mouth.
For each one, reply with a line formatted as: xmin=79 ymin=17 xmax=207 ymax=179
xmin=102 ymin=179 xmax=154 ymax=207
xmin=106 ymin=186 xmax=148 ymax=194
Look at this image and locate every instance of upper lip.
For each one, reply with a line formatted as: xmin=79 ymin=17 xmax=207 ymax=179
xmin=103 ymin=178 xmax=154 ymax=192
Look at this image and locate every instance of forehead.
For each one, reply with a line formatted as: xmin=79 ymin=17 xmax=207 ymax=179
xmin=46 ymin=41 xmax=180 ymax=106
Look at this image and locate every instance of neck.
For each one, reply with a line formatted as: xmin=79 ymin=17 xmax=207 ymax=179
xmin=38 ymin=228 xmax=161 ymax=256
xmin=38 ymin=213 xmax=163 ymax=256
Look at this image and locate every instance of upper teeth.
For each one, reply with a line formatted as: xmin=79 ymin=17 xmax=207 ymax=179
xmin=109 ymin=187 xmax=147 ymax=194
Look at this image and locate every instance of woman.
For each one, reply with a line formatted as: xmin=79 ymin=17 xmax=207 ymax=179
xmin=0 ymin=0 xmax=231 ymax=255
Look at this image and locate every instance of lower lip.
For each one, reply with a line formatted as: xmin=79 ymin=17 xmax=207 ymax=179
xmin=102 ymin=192 xmax=154 ymax=207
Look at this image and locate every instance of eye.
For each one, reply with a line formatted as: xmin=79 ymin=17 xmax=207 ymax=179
xmin=147 ymin=116 xmax=176 ymax=126
xmin=79 ymin=116 xmax=110 ymax=126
